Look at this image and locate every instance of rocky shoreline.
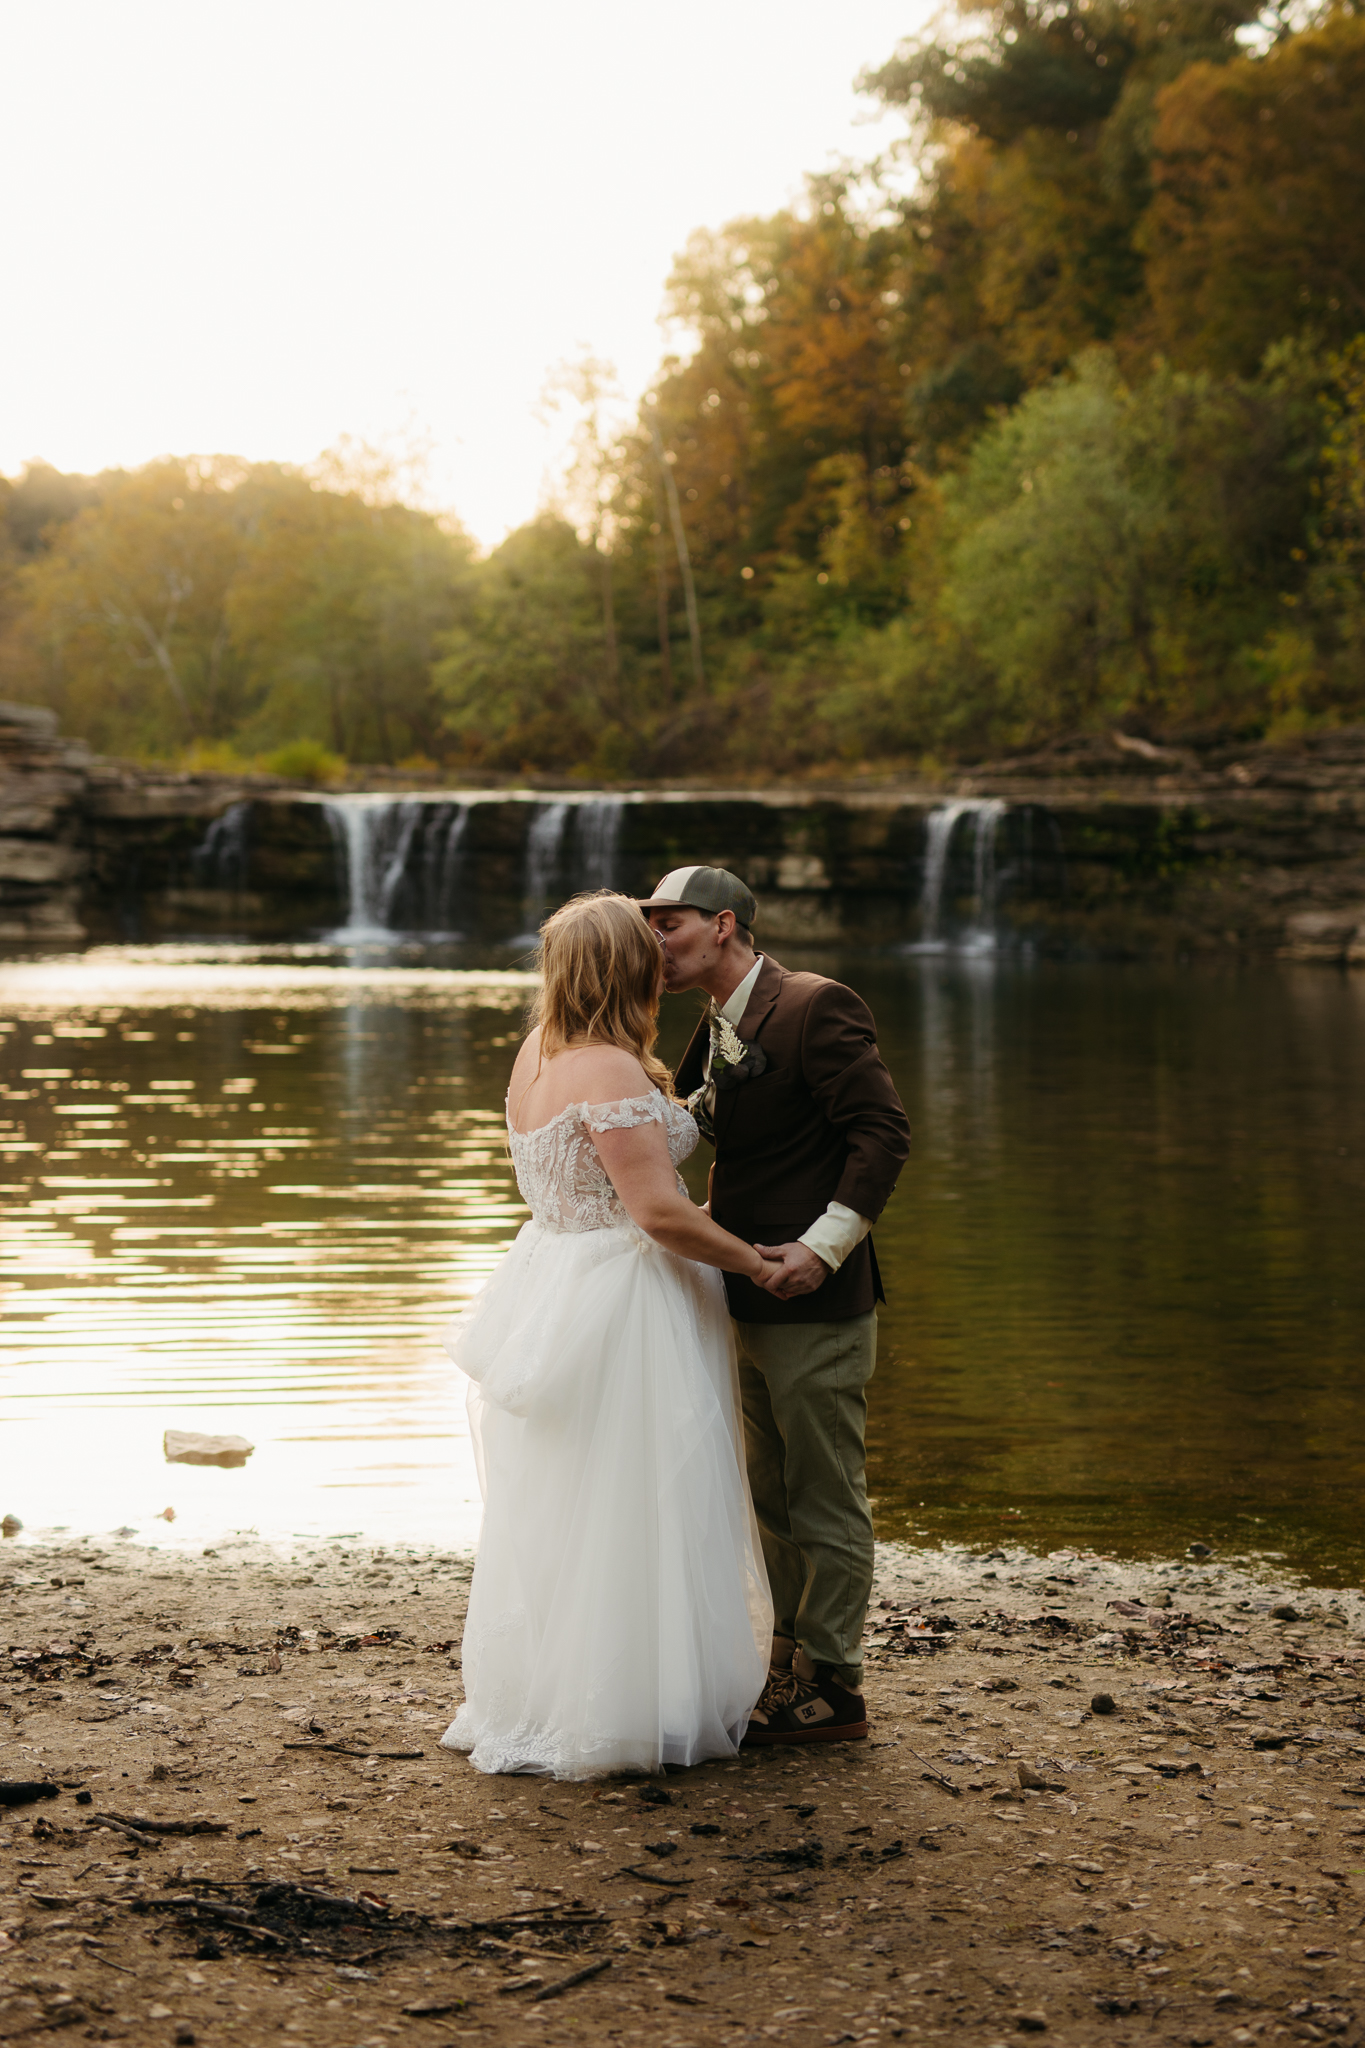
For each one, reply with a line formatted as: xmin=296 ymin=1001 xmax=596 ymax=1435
xmin=2 ymin=1534 xmax=1363 ymax=2046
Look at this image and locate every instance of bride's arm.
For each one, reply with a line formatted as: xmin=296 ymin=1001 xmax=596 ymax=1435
xmin=593 ymin=1116 xmax=779 ymax=1282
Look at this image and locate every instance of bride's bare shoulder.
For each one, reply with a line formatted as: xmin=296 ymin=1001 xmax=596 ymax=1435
xmin=555 ymin=1044 xmax=652 ymax=1098
xmin=508 ymin=1037 xmax=656 ymax=1130
xmin=507 ymin=1028 xmax=542 ymax=1088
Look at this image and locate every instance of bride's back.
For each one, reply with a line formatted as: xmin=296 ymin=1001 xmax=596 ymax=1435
xmin=507 ymin=1030 xmax=654 ymax=1134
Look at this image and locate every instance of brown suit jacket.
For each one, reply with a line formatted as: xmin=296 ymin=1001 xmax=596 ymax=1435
xmin=675 ymin=953 xmax=911 ymax=1326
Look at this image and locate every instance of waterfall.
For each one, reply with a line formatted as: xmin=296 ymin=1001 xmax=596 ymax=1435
xmin=427 ymin=801 xmax=470 ymax=931
xmin=575 ymin=797 xmax=624 ymax=892
xmin=967 ymin=798 xmax=1007 ymax=945
xmin=323 ymin=797 xmax=413 ymax=935
xmin=517 ymin=802 xmax=571 ymax=940
xmin=916 ymin=797 xmax=1009 ymax=949
xmin=918 ymin=801 xmax=974 ymax=946
xmin=322 ymin=796 xmax=470 ymax=936
xmin=316 ymin=790 xmax=618 ymax=942
xmin=193 ymin=800 xmax=252 ymax=891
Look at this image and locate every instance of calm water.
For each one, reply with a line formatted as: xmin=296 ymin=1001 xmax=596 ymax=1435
xmin=1 ymin=944 xmax=1362 ymax=1581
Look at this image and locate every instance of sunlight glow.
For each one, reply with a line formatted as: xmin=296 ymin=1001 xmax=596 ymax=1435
xmin=1 ymin=0 xmax=928 ymax=546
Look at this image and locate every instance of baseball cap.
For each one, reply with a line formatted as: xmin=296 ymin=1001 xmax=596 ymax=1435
xmin=637 ymin=865 xmax=757 ymax=928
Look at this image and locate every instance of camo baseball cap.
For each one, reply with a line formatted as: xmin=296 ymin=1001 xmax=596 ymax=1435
xmin=637 ymin=865 xmax=757 ymax=928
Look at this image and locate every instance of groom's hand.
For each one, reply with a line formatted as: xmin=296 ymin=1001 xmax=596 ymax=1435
xmin=753 ymin=1242 xmax=829 ymax=1299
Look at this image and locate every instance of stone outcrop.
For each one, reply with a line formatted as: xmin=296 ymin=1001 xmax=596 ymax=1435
xmin=1280 ymin=907 xmax=1365 ymax=966
xmin=1 ymin=702 xmax=1363 ymax=960
xmin=958 ymin=726 xmax=1365 ymax=959
xmin=0 ymin=702 xmax=92 ymax=940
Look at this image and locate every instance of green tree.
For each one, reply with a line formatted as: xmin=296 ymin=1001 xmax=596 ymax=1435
xmin=227 ymin=466 xmax=474 ymax=763
xmin=930 ymin=348 xmax=1324 ymax=741
xmin=1 ymin=458 xmax=249 ymax=753
xmin=0 ymin=455 xmax=474 ymax=763
xmin=433 ymin=516 xmax=628 ymax=776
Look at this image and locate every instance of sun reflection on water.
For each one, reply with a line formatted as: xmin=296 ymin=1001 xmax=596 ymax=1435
xmin=0 ymin=952 xmax=536 ymax=1549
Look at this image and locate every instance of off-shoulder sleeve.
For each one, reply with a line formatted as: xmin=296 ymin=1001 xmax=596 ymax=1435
xmin=581 ymin=1091 xmax=669 ymax=1134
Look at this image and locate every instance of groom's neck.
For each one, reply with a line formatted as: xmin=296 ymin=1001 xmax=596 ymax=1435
xmin=697 ymin=944 xmax=759 ymax=1010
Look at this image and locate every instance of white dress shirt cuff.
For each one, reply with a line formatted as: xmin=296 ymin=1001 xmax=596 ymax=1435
xmin=798 ymin=1201 xmax=872 ymax=1275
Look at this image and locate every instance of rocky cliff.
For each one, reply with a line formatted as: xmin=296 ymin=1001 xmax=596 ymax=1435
xmin=0 ymin=703 xmax=94 ymax=940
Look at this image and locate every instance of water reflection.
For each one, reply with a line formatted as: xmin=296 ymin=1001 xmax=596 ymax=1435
xmin=917 ymin=952 xmax=1001 ymax=1164
xmin=862 ymin=955 xmax=1365 ymax=1584
xmin=1 ymin=945 xmax=1363 ymax=1581
xmin=0 ymin=953 xmax=533 ymax=1549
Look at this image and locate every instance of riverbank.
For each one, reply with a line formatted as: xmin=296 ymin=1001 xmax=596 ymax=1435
xmin=3 ymin=1536 xmax=1363 ymax=2046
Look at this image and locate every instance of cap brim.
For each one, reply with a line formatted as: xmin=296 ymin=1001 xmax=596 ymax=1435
xmin=637 ymin=894 xmax=752 ymax=926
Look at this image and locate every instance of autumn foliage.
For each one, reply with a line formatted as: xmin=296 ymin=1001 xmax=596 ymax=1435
xmin=3 ymin=0 xmax=1364 ymax=776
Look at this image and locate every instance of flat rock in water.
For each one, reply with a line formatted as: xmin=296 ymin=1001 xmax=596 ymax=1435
xmin=163 ymin=1430 xmax=255 ymax=1468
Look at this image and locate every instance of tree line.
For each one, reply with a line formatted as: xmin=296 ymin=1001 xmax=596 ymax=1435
xmin=3 ymin=0 xmax=1363 ymax=779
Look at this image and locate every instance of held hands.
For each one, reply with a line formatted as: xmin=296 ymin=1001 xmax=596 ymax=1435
xmin=752 ymin=1241 xmax=830 ymax=1300
xmin=750 ymin=1250 xmax=788 ymax=1289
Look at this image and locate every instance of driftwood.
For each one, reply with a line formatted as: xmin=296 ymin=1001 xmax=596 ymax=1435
xmin=531 ymin=1957 xmax=613 ymax=2003
xmin=83 ymin=1815 xmax=162 ymax=1848
xmin=0 ymin=2007 xmax=88 ymax=2040
xmin=136 ymin=1896 xmax=287 ymax=1946
xmin=614 ymin=1863 xmax=693 ymax=1888
xmin=96 ymin=1809 xmax=228 ymax=1836
xmin=280 ymin=1743 xmax=424 ymax=1759
xmin=0 ymin=1781 xmax=59 ymax=1807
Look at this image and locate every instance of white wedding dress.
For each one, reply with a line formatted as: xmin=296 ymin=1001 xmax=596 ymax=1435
xmin=440 ymin=1089 xmax=772 ymax=1779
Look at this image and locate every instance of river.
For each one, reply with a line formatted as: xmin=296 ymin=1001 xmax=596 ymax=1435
xmin=1 ymin=942 xmax=1361 ymax=1581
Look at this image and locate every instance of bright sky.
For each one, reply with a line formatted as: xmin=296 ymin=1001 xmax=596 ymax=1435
xmin=1 ymin=0 xmax=929 ymax=548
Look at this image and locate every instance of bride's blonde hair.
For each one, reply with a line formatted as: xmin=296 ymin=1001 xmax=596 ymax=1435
xmin=531 ymin=892 xmax=672 ymax=1095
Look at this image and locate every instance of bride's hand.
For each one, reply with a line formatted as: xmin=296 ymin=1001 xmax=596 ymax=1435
xmin=749 ymin=1251 xmax=787 ymax=1289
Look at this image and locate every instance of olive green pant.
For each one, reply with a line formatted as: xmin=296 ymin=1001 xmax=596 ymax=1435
xmin=734 ymin=1311 xmax=877 ymax=1690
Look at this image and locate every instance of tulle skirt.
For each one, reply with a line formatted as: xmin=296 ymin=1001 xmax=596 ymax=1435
xmin=440 ymin=1219 xmax=772 ymax=1779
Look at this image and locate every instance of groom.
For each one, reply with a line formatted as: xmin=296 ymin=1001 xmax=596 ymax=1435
xmin=641 ymin=866 xmax=911 ymax=1744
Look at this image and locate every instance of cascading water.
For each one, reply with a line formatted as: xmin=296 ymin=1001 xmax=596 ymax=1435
xmin=424 ymin=801 xmax=470 ymax=930
xmin=517 ymin=802 xmax=571 ymax=942
xmin=574 ymin=797 xmax=624 ymax=892
xmin=915 ymin=797 xmax=1009 ymax=950
xmin=193 ymin=800 xmax=252 ymax=891
xmin=319 ymin=791 xmax=620 ymax=943
xmin=324 ymin=797 xmax=411 ymax=936
xmin=918 ymin=801 xmax=974 ymax=947
xmin=967 ymin=798 xmax=1007 ymax=946
xmin=322 ymin=796 xmax=471 ymax=937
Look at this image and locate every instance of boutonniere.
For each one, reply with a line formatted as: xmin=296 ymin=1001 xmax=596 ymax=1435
xmin=710 ymin=1016 xmax=768 ymax=1092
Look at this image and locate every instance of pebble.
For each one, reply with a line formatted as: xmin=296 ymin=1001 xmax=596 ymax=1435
xmin=1091 ymin=1692 xmax=1117 ymax=1715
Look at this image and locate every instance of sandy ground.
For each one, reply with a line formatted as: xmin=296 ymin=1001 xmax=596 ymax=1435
xmin=2 ymin=1535 xmax=1364 ymax=2048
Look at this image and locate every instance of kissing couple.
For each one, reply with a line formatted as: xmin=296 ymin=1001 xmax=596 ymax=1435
xmin=441 ymin=865 xmax=911 ymax=1779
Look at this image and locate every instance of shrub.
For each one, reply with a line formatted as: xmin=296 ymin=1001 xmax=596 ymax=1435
xmin=262 ymin=738 xmax=346 ymax=786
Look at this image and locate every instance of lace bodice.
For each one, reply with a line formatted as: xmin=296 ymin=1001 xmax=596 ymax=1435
xmin=507 ymin=1090 xmax=698 ymax=1234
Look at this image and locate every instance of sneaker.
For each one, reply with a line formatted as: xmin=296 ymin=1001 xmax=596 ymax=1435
xmin=742 ymin=1666 xmax=868 ymax=1746
xmin=751 ymin=1666 xmax=803 ymax=1719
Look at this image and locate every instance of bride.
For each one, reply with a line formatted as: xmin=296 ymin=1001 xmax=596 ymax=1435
xmin=441 ymin=892 xmax=775 ymax=1779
